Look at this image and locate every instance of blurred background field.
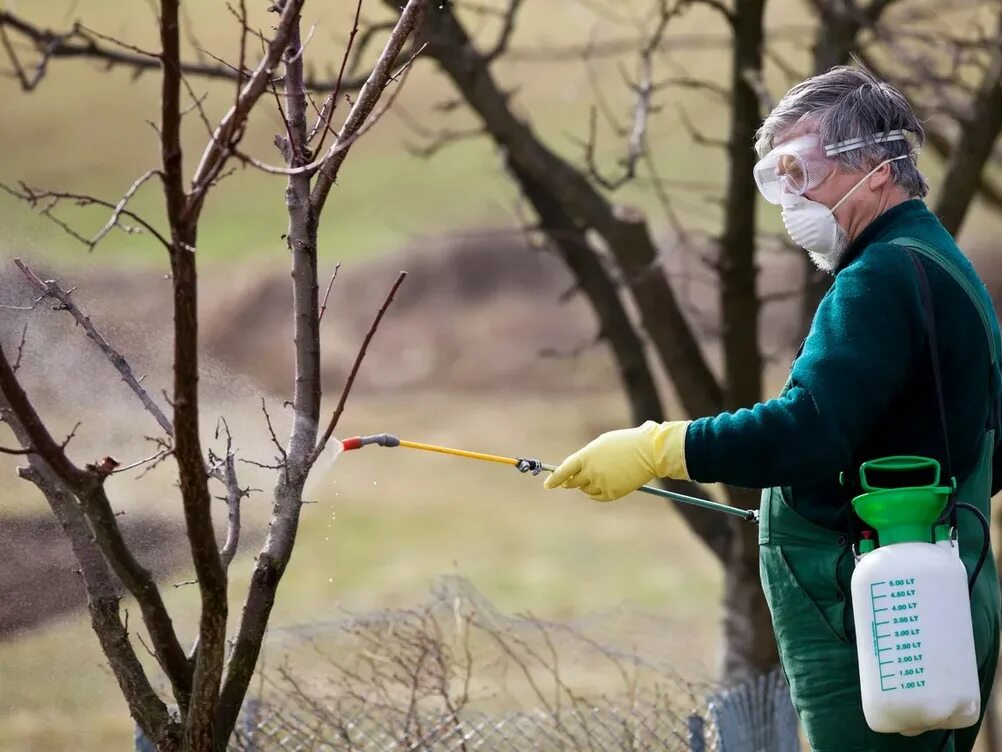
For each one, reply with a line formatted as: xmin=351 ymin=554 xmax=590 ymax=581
xmin=1 ymin=0 xmax=1002 ymax=749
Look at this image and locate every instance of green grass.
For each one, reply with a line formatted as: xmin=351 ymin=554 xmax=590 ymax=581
xmin=0 ymin=391 xmax=723 ymax=750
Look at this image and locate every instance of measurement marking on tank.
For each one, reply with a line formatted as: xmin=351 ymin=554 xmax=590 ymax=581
xmin=870 ymin=579 xmax=923 ymax=692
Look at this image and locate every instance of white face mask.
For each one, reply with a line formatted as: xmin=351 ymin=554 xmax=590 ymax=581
xmin=780 ymin=155 xmax=908 ymax=272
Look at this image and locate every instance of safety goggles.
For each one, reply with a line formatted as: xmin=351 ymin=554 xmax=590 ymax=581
xmin=753 ymin=130 xmax=908 ymax=205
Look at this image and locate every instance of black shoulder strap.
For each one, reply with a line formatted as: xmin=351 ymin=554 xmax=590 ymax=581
xmin=904 ymin=250 xmax=957 ymax=526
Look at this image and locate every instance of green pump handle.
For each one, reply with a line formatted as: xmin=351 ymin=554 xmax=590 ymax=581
xmin=857 ymin=455 xmax=949 ymax=492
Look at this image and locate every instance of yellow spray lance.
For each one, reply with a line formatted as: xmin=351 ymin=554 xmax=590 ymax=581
xmin=340 ymin=433 xmax=757 ymax=522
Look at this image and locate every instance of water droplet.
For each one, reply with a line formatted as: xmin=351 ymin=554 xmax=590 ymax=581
xmin=328 ymin=578 xmax=333 ymax=583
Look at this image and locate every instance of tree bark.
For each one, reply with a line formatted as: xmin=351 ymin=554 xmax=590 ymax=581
xmin=160 ymin=3 xmax=228 ymax=747
xmin=214 ymin=16 xmax=315 ymax=748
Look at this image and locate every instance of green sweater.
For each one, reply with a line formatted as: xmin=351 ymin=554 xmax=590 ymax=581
xmin=685 ymin=199 xmax=1002 ymax=530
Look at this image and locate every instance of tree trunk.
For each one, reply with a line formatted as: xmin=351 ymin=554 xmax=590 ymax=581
xmin=720 ymin=488 xmax=778 ymax=679
xmin=714 ymin=0 xmax=777 ymax=678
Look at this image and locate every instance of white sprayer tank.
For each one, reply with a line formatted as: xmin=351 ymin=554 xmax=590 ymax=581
xmin=849 ymin=456 xmax=980 ymax=736
xmin=852 ymin=539 xmax=980 ymax=735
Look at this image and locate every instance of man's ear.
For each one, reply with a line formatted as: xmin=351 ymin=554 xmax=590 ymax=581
xmin=868 ymin=161 xmax=893 ymax=190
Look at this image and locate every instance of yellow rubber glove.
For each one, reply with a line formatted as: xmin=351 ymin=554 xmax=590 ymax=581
xmin=543 ymin=420 xmax=691 ymax=501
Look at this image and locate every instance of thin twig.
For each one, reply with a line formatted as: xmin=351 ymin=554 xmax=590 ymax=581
xmin=260 ymin=398 xmax=288 ymax=466
xmin=0 ymin=444 xmax=32 ymax=455
xmin=111 ymin=447 xmax=175 ymax=474
xmin=236 ymin=43 xmax=427 ymax=178
xmin=484 ymin=0 xmax=526 ymax=62
xmin=310 ymin=0 xmax=427 ymax=210
xmin=59 ymin=421 xmax=81 ymax=449
xmin=312 ymin=272 xmax=407 ymax=464
xmin=12 ymin=324 xmax=28 ymax=373
xmin=90 ymin=170 xmax=163 ymax=248
xmin=216 ymin=417 xmax=243 ymax=570
xmin=0 ymin=294 xmax=43 ymax=312
xmin=2 ymin=181 xmax=170 ymax=251
xmin=318 ymin=263 xmax=341 ymax=323
xmin=0 ymin=9 xmax=371 ymax=93
xmin=12 ymin=259 xmax=174 ymax=437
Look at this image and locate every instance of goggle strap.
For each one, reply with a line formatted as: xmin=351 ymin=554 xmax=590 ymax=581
xmin=824 ymin=130 xmax=908 ymax=157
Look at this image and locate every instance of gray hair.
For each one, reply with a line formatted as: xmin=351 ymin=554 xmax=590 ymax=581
xmin=755 ymin=65 xmax=928 ymax=198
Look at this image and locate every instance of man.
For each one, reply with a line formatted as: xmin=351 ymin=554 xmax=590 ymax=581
xmin=543 ymin=66 xmax=1001 ymax=752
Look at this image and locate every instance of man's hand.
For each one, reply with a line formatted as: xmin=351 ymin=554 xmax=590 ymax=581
xmin=543 ymin=420 xmax=690 ymax=501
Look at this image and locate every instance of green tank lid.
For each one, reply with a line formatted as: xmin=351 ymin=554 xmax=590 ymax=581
xmin=851 ymin=456 xmax=953 ymax=546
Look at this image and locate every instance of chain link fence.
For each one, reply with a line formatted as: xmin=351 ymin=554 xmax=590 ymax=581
xmin=229 ymin=670 xmax=798 ymax=751
xmin=138 ymin=577 xmax=800 ymax=751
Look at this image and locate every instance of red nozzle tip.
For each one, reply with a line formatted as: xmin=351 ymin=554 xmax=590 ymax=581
xmin=342 ymin=437 xmax=362 ymax=451
xmin=861 ymin=530 xmax=873 ymax=539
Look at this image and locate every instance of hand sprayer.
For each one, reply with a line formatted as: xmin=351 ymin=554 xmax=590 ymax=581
xmin=340 ymin=432 xmax=758 ymax=523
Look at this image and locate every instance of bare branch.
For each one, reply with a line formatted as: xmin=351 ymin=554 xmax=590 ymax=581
xmin=676 ymin=105 xmax=728 ymax=148
xmin=239 ymin=42 xmax=427 ymax=178
xmin=0 ymin=444 xmax=32 ymax=455
xmin=216 ymin=418 xmax=243 ymax=570
xmin=0 ymin=19 xmax=45 ymax=90
xmin=418 ymin=0 xmax=724 ymax=419
xmin=311 ymin=0 xmax=428 ymax=211
xmin=7 ymin=428 xmax=179 ymax=747
xmin=112 ymin=447 xmax=174 ymax=475
xmin=0 ymin=342 xmax=193 ymax=705
xmin=0 ymin=9 xmax=370 ymax=94
xmin=313 ymin=0 xmax=365 ymax=153
xmin=92 ymin=170 xmax=163 ymax=248
xmin=484 ymin=0 xmax=526 ymax=62
xmin=0 ymin=343 xmax=88 ymax=485
xmin=12 ymin=259 xmax=174 ymax=437
xmin=318 ymin=263 xmax=341 ymax=323
xmin=0 ymin=181 xmax=171 ymax=251
xmin=260 ymin=398 xmax=288 ymax=468
xmin=11 ymin=323 xmax=28 ymax=373
xmin=403 ymin=124 xmax=486 ymax=159
xmin=313 ymin=271 xmax=407 ymax=464
xmin=741 ymin=66 xmax=774 ymax=113
xmin=187 ymin=0 xmax=307 ymax=215
xmin=0 ymin=294 xmax=43 ymax=312
xmin=687 ymin=0 xmax=736 ymax=28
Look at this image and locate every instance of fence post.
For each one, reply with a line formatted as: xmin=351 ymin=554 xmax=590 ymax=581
xmin=241 ymin=698 xmax=261 ymax=752
xmin=707 ymin=668 xmax=799 ymax=751
xmin=687 ymin=713 xmax=706 ymax=752
xmin=133 ymin=724 xmax=156 ymax=752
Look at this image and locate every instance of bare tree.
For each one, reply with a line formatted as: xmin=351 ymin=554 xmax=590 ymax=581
xmin=364 ymin=0 xmax=1002 ymax=683
xmin=0 ymin=1 xmax=427 ymax=749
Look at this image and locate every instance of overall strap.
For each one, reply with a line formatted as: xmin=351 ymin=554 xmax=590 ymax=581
xmin=903 ymin=250 xmax=957 ymax=527
xmin=889 ymin=237 xmax=1000 ymax=370
xmin=890 ymin=237 xmax=1002 ymax=438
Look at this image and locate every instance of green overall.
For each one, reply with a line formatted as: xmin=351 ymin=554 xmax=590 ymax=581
xmin=759 ymin=238 xmax=1002 ymax=751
